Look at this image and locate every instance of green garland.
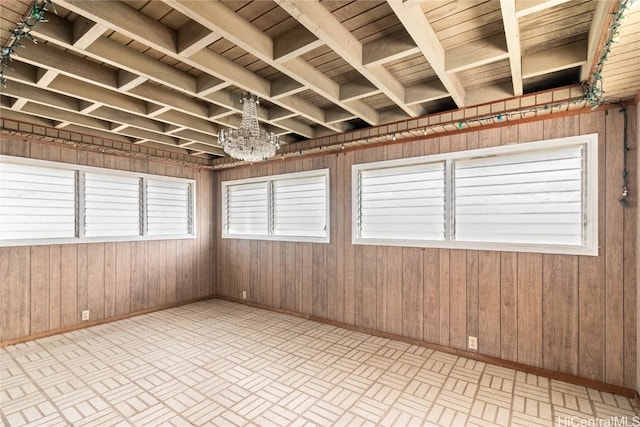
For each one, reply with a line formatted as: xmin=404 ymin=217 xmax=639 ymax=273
xmin=0 ymin=0 xmax=56 ymax=88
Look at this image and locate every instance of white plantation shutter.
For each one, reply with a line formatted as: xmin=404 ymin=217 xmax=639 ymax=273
xmin=222 ymin=169 xmax=330 ymax=242
xmin=0 ymin=163 xmax=76 ymax=240
xmin=454 ymin=145 xmax=584 ymax=245
xmin=273 ymin=174 xmax=327 ymax=238
xmin=358 ymin=162 xmax=445 ymax=240
xmin=225 ymin=181 xmax=269 ymax=235
xmin=147 ymin=179 xmax=192 ymax=236
xmin=84 ymin=172 xmax=141 ymax=237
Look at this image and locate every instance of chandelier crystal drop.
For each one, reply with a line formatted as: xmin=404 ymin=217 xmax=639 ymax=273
xmin=218 ymin=93 xmax=280 ymax=162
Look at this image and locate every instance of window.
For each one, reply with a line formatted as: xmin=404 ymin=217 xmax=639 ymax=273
xmin=222 ymin=169 xmax=329 ymax=243
xmin=84 ymin=172 xmax=141 ymax=238
xmin=352 ymin=134 xmax=598 ymax=256
xmin=0 ymin=162 xmax=76 ymax=241
xmin=146 ymin=179 xmax=193 ymax=237
xmin=0 ymin=155 xmax=196 ymax=246
xmin=358 ymin=162 xmax=445 ymax=241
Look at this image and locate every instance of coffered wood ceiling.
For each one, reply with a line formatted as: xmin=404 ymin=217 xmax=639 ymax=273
xmin=0 ymin=0 xmax=638 ymax=159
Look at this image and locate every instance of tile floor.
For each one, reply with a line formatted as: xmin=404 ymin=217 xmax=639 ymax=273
xmin=1 ymin=299 xmax=638 ymax=427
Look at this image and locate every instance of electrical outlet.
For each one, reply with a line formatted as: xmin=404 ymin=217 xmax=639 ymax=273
xmin=81 ymin=310 xmax=90 ymax=321
xmin=468 ymin=336 xmax=478 ymax=350
xmin=242 ymin=291 xmax=247 ymax=299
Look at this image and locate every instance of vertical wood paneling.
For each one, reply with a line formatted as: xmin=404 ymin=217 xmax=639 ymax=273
xmin=361 ymin=246 xmax=377 ymax=329
xmin=104 ymin=242 xmax=116 ymax=318
xmin=30 ymin=246 xmax=49 ymax=334
xmin=449 ymin=249 xmax=467 ymax=350
xmin=385 ymin=246 xmax=403 ymax=336
xmin=543 ymin=254 xmax=579 ymax=375
xmin=500 ymin=252 xmax=517 ymax=361
xmin=622 ymin=106 xmax=637 ymax=389
xmin=326 ymin=154 xmax=339 ymax=321
xmin=478 ymin=251 xmax=500 ymax=357
xmin=423 ymin=249 xmax=440 ymax=343
xmin=60 ymin=245 xmax=77 ymax=327
xmin=87 ymin=244 xmax=105 ymax=321
xmin=77 ymin=244 xmax=88 ymax=323
xmin=466 ymin=250 xmax=479 ymax=351
xmin=439 ymin=249 xmax=450 ymax=346
xmin=115 ymin=242 xmax=131 ymax=315
xmin=343 ymin=151 xmax=355 ymax=325
xmin=376 ymin=246 xmax=387 ymax=332
xmin=402 ymin=248 xmax=423 ymax=340
xmin=49 ymin=245 xmax=61 ymax=331
xmin=0 ymin=247 xmax=30 ymax=341
xmin=578 ymin=110 xmax=606 ymax=382
xmin=334 ymin=152 xmax=345 ymax=323
xmin=517 ymin=253 xmax=542 ymax=366
xmin=604 ymin=109 xmax=625 ymax=386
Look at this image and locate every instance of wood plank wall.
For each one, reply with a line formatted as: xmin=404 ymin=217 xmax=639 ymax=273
xmin=214 ymin=108 xmax=637 ymax=389
xmin=0 ymin=135 xmax=216 ymax=343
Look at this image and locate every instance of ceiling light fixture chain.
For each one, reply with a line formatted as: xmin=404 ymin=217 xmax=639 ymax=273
xmin=0 ymin=0 xmax=56 ymax=88
xmin=218 ymin=93 xmax=280 ymax=163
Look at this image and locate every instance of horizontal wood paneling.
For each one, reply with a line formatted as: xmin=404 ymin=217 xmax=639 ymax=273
xmin=214 ymin=108 xmax=637 ymax=388
xmin=0 ymin=136 xmax=215 ymax=343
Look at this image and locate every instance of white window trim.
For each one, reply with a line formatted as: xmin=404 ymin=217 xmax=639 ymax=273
xmin=352 ymin=134 xmax=598 ymax=256
xmin=0 ymin=155 xmax=196 ymax=247
xmin=222 ymin=168 xmax=330 ymax=243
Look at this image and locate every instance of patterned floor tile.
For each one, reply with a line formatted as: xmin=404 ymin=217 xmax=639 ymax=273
xmin=1 ymin=299 xmax=638 ymax=427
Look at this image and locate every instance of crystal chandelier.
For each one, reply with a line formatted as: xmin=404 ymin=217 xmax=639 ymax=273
xmin=218 ymin=93 xmax=280 ymax=162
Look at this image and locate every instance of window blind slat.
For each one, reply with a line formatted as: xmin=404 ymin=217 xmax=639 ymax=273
xmin=146 ymin=179 xmax=191 ymax=237
xmin=454 ymin=146 xmax=584 ymax=245
xmin=84 ymin=173 xmax=141 ymax=238
xmin=359 ymin=162 xmax=445 ymax=241
xmin=273 ymin=174 xmax=327 ymax=238
xmin=0 ymin=163 xmax=76 ymax=241
xmin=226 ymin=181 xmax=268 ymax=235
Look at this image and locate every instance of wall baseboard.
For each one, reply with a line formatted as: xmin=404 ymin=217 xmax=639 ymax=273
xmin=215 ymin=295 xmax=637 ymax=399
xmin=0 ymin=296 xmax=215 ymax=348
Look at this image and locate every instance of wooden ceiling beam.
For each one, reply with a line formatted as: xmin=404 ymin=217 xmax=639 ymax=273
xmin=55 ymin=0 xmax=320 ymax=136
xmin=387 ymin=0 xmax=466 ymax=107
xmin=405 ymin=81 xmax=450 ymax=105
xmin=523 ymin=39 xmax=587 ymax=79
xmin=78 ymin=101 xmax=101 ymax=114
xmin=273 ymin=24 xmax=323 ymax=63
xmin=4 ymin=64 xmax=227 ymax=149
xmin=362 ymin=29 xmax=420 ymax=67
xmin=277 ymin=0 xmax=420 ymax=118
xmin=21 ymin=102 xmax=112 ymax=131
xmin=270 ymin=76 xmax=305 ymax=99
xmin=196 ymin=74 xmax=229 ymax=96
xmin=581 ymin=0 xmax=614 ymax=81
xmin=340 ymin=78 xmax=380 ymax=102
xmin=465 ymin=81 xmax=514 ymax=107
xmin=35 ymin=69 xmax=59 ymax=87
xmin=500 ymin=0 xmax=523 ymax=96
xmin=445 ymin=33 xmax=509 ymax=74
xmin=10 ymin=98 xmax=29 ymax=111
xmin=324 ymin=108 xmax=357 ymax=125
xmin=72 ymin=16 xmax=106 ymax=49
xmin=515 ymin=0 xmax=573 ymax=18
xmin=177 ymin=21 xmax=221 ymax=57
xmin=117 ymin=70 xmax=147 ymax=92
xmin=163 ymin=0 xmax=377 ymax=126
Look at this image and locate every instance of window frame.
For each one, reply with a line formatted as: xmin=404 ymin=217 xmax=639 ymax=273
xmin=221 ymin=168 xmax=330 ymax=244
xmin=352 ymin=134 xmax=598 ymax=256
xmin=0 ymin=155 xmax=196 ymax=247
